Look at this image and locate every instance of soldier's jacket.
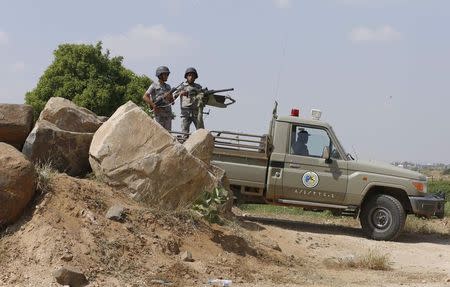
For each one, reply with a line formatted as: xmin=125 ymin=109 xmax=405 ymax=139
xmin=175 ymin=82 xmax=203 ymax=109
xmin=146 ymin=82 xmax=172 ymax=114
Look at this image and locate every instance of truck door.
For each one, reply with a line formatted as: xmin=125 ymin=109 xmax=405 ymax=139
xmin=281 ymin=125 xmax=348 ymax=205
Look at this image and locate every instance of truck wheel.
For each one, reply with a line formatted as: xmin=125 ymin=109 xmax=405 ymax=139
xmin=360 ymin=194 xmax=406 ymax=241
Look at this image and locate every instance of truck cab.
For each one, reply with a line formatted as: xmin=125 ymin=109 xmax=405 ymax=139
xmin=211 ymin=104 xmax=445 ymax=241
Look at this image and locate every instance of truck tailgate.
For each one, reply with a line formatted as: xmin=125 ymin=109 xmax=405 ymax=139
xmin=213 ymin=147 xmax=268 ymax=188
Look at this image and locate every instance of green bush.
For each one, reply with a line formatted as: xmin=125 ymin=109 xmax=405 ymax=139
xmin=25 ymin=42 xmax=151 ymax=119
xmin=192 ymin=188 xmax=229 ymax=224
xmin=428 ymin=180 xmax=450 ymax=198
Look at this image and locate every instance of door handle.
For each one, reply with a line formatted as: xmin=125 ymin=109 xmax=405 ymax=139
xmin=289 ymin=163 xmax=300 ymax=168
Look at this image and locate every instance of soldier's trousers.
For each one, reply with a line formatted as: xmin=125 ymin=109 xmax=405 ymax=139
xmin=155 ymin=113 xmax=172 ymax=131
xmin=181 ymin=108 xmax=198 ymax=134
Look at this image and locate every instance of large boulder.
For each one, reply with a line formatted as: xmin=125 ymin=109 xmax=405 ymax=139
xmin=23 ymin=120 xmax=93 ymax=176
xmin=22 ymin=97 xmax=103 ymax=176
xmin=183 ymin=129 xmax=215 ymax=165
xmin=0 ymin=104 xmax=34 ymax=150
xmin=0 ymin=143 xmax=36 ymax=226
xmin=89 ymin=101 xmax=217 ymax=209
xmin=38 ymin=97 xmax=102 ymax=132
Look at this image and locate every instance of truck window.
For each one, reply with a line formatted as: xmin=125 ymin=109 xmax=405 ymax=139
xmin=290 ymin=125 xmax=341 ymax=159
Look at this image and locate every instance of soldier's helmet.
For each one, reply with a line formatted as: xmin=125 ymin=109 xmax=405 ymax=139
xmin=155 ymin=66 xmax=170 ymax=78
xmin=184 ymin=67 xmax=198 ymax=79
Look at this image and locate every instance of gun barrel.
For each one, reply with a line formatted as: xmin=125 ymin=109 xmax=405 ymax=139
xmin=205 ymin=88 xmax=234 ymax=95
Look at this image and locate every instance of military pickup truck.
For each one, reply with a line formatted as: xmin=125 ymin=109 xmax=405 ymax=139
xmin=205 ymin=103 xmax=445 ymax=241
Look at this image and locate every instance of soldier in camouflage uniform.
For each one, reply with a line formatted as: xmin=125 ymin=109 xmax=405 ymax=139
xmin=175 ymin=67 xmax=203 ymax=134
xmin=142 ymin=66 xmax=174 ymax=131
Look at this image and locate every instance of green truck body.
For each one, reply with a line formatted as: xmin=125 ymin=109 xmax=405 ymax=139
xmin=210 ymin=106 xmax=445 ymax=241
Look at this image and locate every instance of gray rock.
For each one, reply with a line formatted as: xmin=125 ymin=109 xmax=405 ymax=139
xmin=22 ymin=97 xmax=103 ymax=177
xmin=38 ymin=97 xmax=102 ymax=133
xmin=271 ymin=243 xmax=282 ymax=252
xmin=183 ymin=129 xmax=214 ymax=164
xmin=52 ymin=267 xmax=88 ymax=287
xmin=89 ymin=101 xmax=217 ymax=209
xmin=0 ymin=143 xmax=36 ymax=226
xmin=22 ymin=120 xmax=93 ymax=176
xmin=0 ymin=104 xmax=34 ymax=150
xmin=180 ymin=250 xmax=194 ymax=262
xmin=106 ymin=205 xmax=125 ymax=222
xmin=150 ymin=279 xmax=173 ymax=286
xmin=61 ymin=253 xmax=73 ymax=262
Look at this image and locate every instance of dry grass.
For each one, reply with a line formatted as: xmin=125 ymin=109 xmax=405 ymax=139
xmin=325 ymin=250 xmax=392 ymax=271
xmin=404 ymin=216 xmax=450 ymax=235
xmin=34 ymin=161 xmax=57 ymax=194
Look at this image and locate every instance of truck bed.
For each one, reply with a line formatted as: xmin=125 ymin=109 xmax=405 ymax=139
xmin=211 ymin=131 xmax=269 ymax=197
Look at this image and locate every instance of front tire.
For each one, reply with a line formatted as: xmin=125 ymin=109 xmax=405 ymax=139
xmin=360 ymin=194 xmax=406 ymax=241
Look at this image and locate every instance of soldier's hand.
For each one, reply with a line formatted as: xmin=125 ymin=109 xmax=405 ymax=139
xmin=180 ymin=90 xmax=188 ymax=97
xmin=151 ymin=105 xmax=160 ymax=114
xmin=164 ymin=92 xmax=174 ymax=102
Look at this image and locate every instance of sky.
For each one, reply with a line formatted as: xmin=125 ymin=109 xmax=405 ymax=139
xmin=0 ymin=0 xmax=449 ymax=164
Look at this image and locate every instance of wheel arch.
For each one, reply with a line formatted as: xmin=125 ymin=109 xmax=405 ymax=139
xmin=361 ymin=185 xmax=412 ymax=214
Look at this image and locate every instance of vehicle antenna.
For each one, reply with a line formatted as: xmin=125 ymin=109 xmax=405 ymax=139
xmin=274 ymin=31 xmax=288 ymax=99
xmin=274 ymin=9 xmax=293 ymax=99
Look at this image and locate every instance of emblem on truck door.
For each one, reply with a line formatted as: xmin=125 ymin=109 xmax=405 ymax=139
xmin=302 ymin=172 xmax=319 ymax=188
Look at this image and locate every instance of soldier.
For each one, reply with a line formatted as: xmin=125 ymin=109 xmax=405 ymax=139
xmin=293 ymin=129 xmax=310 ymax=156
xmin=143 ymin=66 xmax=174 ymax=131
xmin=175 ymin=67 xmax=203 ymax=134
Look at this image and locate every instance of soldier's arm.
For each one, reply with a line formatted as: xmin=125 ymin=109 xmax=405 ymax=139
xmin=173 ymin=85 xmax=188 ymax=98
xmin=163 ymin=84 xmax=174 ymax=102
xmin=143 ymin=86 xmax=158 ymax=111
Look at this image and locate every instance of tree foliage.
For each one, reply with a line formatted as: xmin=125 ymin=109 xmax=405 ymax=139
xmin=25 ymin=42 xmax=151 ymax=118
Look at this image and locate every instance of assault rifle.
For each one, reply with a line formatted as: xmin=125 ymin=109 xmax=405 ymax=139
xmin=153 ymin=82 xmax=184 ymax=108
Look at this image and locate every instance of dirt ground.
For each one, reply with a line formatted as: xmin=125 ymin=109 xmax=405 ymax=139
xmin=0 ymin=173 xmax=449 ymax=287
xmin=237 ymin=210 xmax=450 ymax=287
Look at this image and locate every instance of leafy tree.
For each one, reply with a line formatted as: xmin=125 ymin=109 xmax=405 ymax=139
xmin=25 ymin=42 xmax=151 ymax=118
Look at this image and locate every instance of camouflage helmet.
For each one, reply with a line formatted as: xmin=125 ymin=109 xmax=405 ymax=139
xmin=155 ymin=66 xmax=170 ymax=78
xmin=184 ymin=67 xmax=198 ymax=79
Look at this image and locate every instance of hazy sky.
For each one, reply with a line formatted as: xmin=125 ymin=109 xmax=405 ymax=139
xmin=0 ymin=0 xmax=449 ymax=164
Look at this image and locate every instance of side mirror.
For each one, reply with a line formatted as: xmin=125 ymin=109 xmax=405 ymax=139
xmin=322 ymin=146 xmax=332 ymax=163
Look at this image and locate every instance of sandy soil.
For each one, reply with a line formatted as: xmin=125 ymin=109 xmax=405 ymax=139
xmin=237 ymin=212 xmax=450 ymax=287
xmin=0 ymin=173 xmax=449 ymax=287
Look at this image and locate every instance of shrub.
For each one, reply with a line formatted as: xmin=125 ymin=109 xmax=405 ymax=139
xmin=192 ymin=188 xmax=229 ymax=224
xmin=325 ymin=250 xmax=392 ymax=271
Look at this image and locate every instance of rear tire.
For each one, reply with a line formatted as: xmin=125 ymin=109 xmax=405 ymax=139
xmin=360 ymin=194 xmax=406 ymax=241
